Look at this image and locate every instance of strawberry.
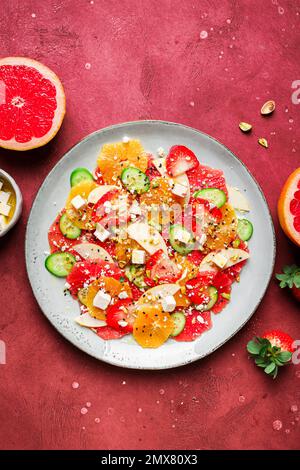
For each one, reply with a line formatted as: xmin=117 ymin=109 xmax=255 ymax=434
xmin=247 ymin=330 xmax=295 ymax=379
xmin=276 ymin=264 xmax=300 ymax=302
xmin=166 ymin=145 xmax=199 ymax=177
xmin=106 ymin=299 xmax=135 ymax=333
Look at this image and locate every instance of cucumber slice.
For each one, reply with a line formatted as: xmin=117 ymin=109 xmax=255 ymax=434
xmin=170 ymin=312 xmax=186 ymax=337
xmin=70 ymin=167 xmax=94 ymax=187
xmin=45 ymin=252 xmax=76 ymax=277
xmin=237 ymin=218 xmax=253 ymax=241
xmin=59 ymin=213 xmax=81 ymax=239
xmin=121 ymin=167 xmax=150 ymax=194
xmin=193 ymin=188 xmax=226 ymax=208
xmin=125 ymin=265 xmax=147 ymax=288
xmin=195 ymin=286 xmax=218 ymax=311
xmin=169 ymin=224 xmax=195 ymax=255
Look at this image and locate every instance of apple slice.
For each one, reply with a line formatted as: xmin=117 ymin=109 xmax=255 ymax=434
xmin=227 ymin=187 xmax=250 ymax=212
xmin=87 ymin=185 xmax=118 ymax=204
xmin=199 ymin=248 xmax=250 ymax=272
xmin=73 ymin=243 xmax=114 ymax=262
xmin=127 ymin=222 xmax=168 ymax=254
xmin=173 ymin=173 xmax=191 ymax=204
xmin=137 ymin=283 xmax=180 ymax=305
xmin=75 ymin=313 xmax=107 ymax=328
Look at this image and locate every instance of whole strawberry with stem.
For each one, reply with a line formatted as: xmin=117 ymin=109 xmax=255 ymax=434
xmin=247 ymin=330 xmax=294 ymax=379
xmin=276 ymin=264 xmax=300 ymax=301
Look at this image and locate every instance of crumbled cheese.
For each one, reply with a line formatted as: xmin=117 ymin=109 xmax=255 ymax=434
xmin=71 ymin=195 xmax=86 ymax=210
xmin=130 ymin=201 xmax=142 ymax=216
xmin=157 ymin=147 xmax=165 ymax=157
xmin=93 ymin=290 xmax=111 ymax=310
xmin=122 ymin=136 xmax=130 ymax=143
xmin=131 ymin=249 xmax=146 ymax=265
xmin=64 ymin=282 xmax=71 ymax=290
xmin=212 ymin=252 xmax=228 ymax=269
xmin=118 ymin=320 xmax=128 ymax=327
xmin=171 ymin=182 xmax=188 ymax=198
xmin=197 ymin=315 xmax=205 ymax=324
xmin=94 ymin=223 xmax=110 ymax=242
xmin=161 ymin=295 xmax=176 ymax=313
xmin=118 ymin=291 xmax=129 ymax=299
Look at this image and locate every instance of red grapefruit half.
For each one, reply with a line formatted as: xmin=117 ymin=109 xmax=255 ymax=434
xmin=0 ymin=57 xmax=66 ymax=151
xmin=278 ymin=167 xmax=300 ymax=247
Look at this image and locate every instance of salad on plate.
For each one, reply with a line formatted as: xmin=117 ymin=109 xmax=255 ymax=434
xmin=45 ymin=139 xmax=252 ymax=348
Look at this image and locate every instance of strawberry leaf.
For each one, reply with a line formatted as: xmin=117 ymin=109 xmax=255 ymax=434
xmin=247 ymin=340 xmax=261 ymax=355
xmin=265 ymin=362 xmax=276 ymax=374
xmin=276 ymin=265 xmax=300 ymax=289
xmin=277 ymin=351 xmax=292 ymax=363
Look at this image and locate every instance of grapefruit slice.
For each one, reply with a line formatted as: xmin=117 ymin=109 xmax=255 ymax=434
xmin=0 ymin=57 xmax=65 ymax=151
xmin=278 ymin=168 xmax=300 ymax=246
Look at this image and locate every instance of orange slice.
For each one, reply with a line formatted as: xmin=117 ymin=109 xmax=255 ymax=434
xmin=278 ymin=168 xmax=300 ymax=246
xmin=114 ymin=237 xmax=141 ymax=267
xmin=86 ymin=277 xmax=132 ymax=320
xmin=133 ymin=303 xmax=174 ymax=348
xmin=205 ymin=203 xmax=237 ymax=251
xmin=97 ymin=140 xmax=148 ymax=184
xmin=65 ymin=180 xmax=98 ymax=230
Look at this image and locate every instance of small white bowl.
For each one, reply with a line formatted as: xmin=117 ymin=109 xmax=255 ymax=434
xmin=0 ymin=169 xmax=23 ymax=237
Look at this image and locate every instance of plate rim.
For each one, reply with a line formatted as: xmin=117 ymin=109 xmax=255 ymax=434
xmin=25 ymin=120 xmax=276 ymax=369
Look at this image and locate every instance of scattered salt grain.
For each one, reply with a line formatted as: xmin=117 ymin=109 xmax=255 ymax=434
xmin=95 ymin=417 xmax=100 ymax=423
xmin=81 ymin=407 xmax=88 ymax=415
xmin=200 ymin=31 xmax=208 ymax=39
xmin=85 ymin=63 xmax=91 ymax=70
xmin=86 ymin=402 xmax=91 ymax=408
xmin=291 ymin=405 xmax=298 ymax=413
xmin=72 ymin=382 xmax=79 ymax=389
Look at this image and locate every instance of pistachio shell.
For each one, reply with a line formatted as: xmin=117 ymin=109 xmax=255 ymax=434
xmin=239 ymin=122 xmax=252 ymax=132
xmin=261 ymin=100 xmax=275 ymax=115
xmin=258 ymin=138 xmax=268 ymax=148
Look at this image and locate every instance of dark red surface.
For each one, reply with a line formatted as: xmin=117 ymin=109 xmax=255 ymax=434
xmin=0 ymin=0 xmax=300 ymax=450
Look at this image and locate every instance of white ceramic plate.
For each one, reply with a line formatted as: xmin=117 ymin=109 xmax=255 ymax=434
xmin=25 ymin=121 xmax=276 ymax=369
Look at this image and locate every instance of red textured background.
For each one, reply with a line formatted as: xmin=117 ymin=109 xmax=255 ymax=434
xmin=0 ymin=0 xmax=300 ymax=450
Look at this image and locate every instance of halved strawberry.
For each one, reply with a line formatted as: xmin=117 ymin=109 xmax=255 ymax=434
xmin=146 ymin=249 xmax=181 ymax=283
xmin=262 ymin=330 xmax=295 ymax=352
xmin=106 ymin=299 xmax=135 ymax=333
xmin=175 ymin=309 xmax=212 ymax=342
xmin=247 ymin=330 xmax=295 ymax=378
xmin=166 ymin=145 xmax=199 ymax=177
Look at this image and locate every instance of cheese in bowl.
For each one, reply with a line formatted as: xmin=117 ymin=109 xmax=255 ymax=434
xmin=0 ymin=170 xmax=22 ymax=236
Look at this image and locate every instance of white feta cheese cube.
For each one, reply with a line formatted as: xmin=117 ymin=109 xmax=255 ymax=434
xmin=161 ymin=295 xmax=176 ymax=313
xmin=157 ymin=147 xmax=165 ymax=157
xmin=131 ymin=249 xmax=146 ymax=265
xmin=118 ymin=291 xmax=129 ymax=299
xmin=212 ymin=252 xmax=228 ymax=269
xmin=0 ymin=215 xmax=6 ymax=232
xmin=172 ymin=183 xmax=188 ymax=198
xmin=130 ymin=201 xmax=142 ymax=216
xmin=71 ymin=195 xmax=86 ymax=210
xmin=93 ymin=290 xmax=111 ymax=310
xmin=174 ymin=228 xmax=190 ymax=244
xmin=94 ymin=223 xmax=110 ymax=242
xmin=0 ymin=191 xmax=11 ymax=204
xmin=0 ymin=202 xmax=11 ymax=217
